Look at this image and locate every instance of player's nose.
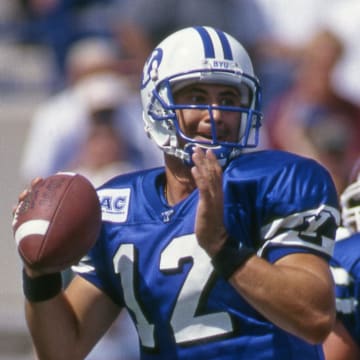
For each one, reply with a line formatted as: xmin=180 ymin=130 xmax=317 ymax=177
xmin=208 ymin=106 xmax=224 ymax=126
xmin=200 ymin=101 xmax=224 ymax=130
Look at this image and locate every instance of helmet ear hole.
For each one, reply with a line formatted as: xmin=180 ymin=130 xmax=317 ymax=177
xmin=143 ymin=111 xmax=172 ymax=147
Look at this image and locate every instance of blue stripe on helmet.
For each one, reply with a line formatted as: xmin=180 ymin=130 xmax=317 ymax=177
xmin=215 ymin=29 xmax=233 ymax=60
xmin=194 ymin=26 xmax=215 ymax=58
xmin=194 ymin=26 xmax=233 ymax=60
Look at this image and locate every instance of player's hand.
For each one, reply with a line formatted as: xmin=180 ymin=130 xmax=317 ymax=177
xmin=12 ymin=177 xmax=45 ymax=278
xmin=12 ymin=177 xmax=43 ymax=215
xmin=191 ymin=147 xmax=228 ymax=256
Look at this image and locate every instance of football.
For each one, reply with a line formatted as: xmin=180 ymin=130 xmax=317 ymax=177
xmin=12 ymin=172 xmax=102 ymax=272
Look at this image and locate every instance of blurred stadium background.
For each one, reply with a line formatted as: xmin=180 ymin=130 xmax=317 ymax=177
xmin=0 ymin=42 xmax=51 ymax=359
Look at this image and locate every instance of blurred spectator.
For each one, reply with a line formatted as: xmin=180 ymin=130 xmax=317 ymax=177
xmin=264 ymin=29 xmax=360 ymax=194
xmin=71 ymin=107 xmax=134 ymax=187
xmin=110 ymin=0 xmax=269 ymax=82
xmin=323 ymin=0 xmax=360 ymax=105
xmin=15 ymin=0 xmax=119 ymax=86
xmin=252 ymin=0 xmax=332 ymax=110
xmin=19 ymin=36 xmax=163 ymax=185
xmin=252 ymin=0 xmax=360 ymax=115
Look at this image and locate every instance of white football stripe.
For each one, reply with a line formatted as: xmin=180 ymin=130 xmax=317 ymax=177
xmin=56 ymin=171 xmax=76 ymax=176
xmin=15 ymin=220 xmax=50 ymax=246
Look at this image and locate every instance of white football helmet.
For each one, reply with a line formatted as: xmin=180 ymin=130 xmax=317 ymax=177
xmin=340 ymin=162 xmax=360 ymax=233
xmin=140 ymin=26 xmax=263 ymax=166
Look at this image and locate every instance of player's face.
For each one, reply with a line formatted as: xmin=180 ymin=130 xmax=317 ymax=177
xmin=173 ymin=84 xmax=243 ymax=144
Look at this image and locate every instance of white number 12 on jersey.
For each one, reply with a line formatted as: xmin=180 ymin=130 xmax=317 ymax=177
xmin=113 ymin=234 xmax=233 ymax=348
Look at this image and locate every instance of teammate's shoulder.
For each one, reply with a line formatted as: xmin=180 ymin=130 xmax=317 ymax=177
xmin=333 ymin=233 xmax=360 ymax=273
xmin=336 ymin=232 xmax=360 ymax=249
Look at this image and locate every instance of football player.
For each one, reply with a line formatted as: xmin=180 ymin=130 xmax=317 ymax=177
xmin=18 ymin=26 xmax=339 ymax=359
xmin=323 ymin=160 xmax=360 ymax=360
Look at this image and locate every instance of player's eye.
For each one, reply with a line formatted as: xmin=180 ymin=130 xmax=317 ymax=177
xmin=189 ymin=94 xmax=207 ymax=105
xmin=175 ymin=91 xmax=207 ymax=105
xmin=219 ymin=96 xmax=239 ymax=107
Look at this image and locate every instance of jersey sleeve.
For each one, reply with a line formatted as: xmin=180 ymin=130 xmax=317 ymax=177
xmin=225 ymin=151 xmax=340 ymax=263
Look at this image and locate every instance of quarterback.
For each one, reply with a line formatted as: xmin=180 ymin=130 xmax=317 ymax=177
xmin=17 ymin=26 xmax=339 ymax=359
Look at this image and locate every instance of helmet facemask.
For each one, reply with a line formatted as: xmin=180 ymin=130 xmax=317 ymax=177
xmin=145 ymin=69 xmax=262 ymax=166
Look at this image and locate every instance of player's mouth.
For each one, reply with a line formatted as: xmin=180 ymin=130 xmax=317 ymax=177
xmin=194 ymin=132 xmax=227 ymax=142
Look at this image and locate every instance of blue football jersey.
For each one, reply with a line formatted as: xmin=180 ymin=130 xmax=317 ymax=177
xmin=74 ymin=150 xmax=339 ymax=360
xmin=330 ymin=233 xmax=360 ymax=346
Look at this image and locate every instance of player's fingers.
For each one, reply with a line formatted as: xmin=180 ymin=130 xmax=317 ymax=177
xmin=191 ymin=147 xmax=222 ymax=198
xmin=191 ymin=148 xmax=211 ymax=191
xmin=30 ymin=177 xmax=43 ymax=187
xmin=12 ymin=204 xmax=19 ymax=216
xmin=13 ymin=177 xmax=44 ymax=216
xmin=205 ymin=149 xmax=222 ymax=180
xmin=18 ymin=189 xmax=29 ymax=201
xmin=191 ymin=146 xmax=205 ymax=167
xmin=192 ymin=147 xmax=218 ymax=175
xmin=18 ymin=177 xmax=43 ymax=202
xmin=12 ymin=189 xmax=28 ymax=216
xmin=191 ymin=147 xmax=205 ymax=176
